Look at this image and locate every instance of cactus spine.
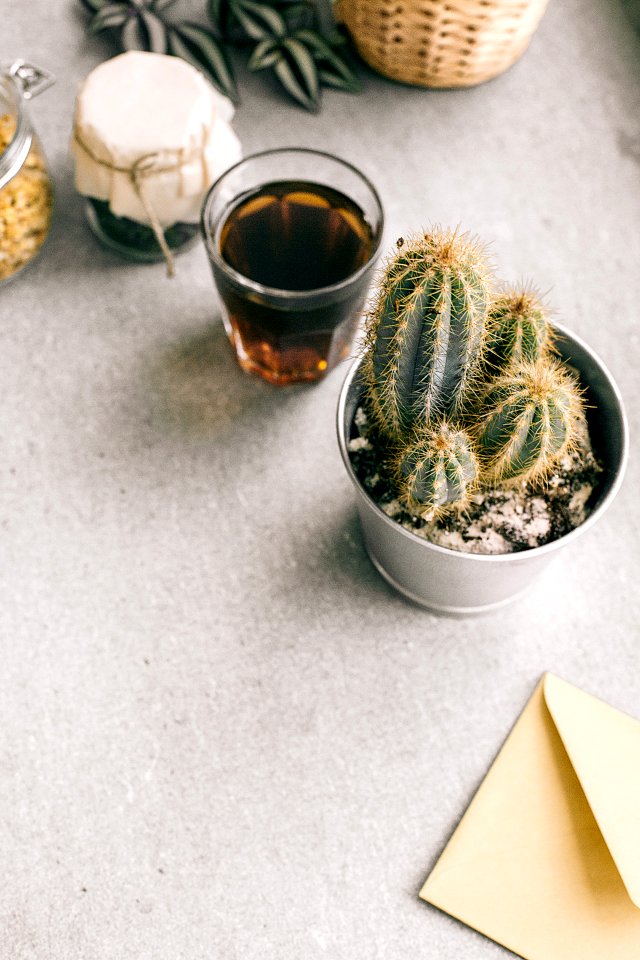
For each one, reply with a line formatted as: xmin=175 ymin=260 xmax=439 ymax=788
xmin=486 ymin=288 xmax=552 ymax=373
xmin=364 ymin=228 xmax=492 ymax=442
xmin=474 ymin=359 xmax=584 ymax=484
xmin=396 ymin=423 xmax=478 ymax=515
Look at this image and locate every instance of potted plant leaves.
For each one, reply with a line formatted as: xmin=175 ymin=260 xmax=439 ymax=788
xmin=80 ymin=0 xmax=361 ymax=112
xmin=337 ymin=228 xmax=628 ymax=615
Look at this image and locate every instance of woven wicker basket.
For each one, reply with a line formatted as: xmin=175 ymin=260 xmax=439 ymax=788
xmin=337 ymin=0 xmax=550 ymax=88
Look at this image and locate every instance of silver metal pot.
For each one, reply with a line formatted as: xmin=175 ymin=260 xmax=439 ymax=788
xmin=336 ymin=324 xmax=628 ymax=615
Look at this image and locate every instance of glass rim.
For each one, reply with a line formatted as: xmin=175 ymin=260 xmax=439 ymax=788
xmin=0 ymin=74 xmax=32 ymax=189
xmin=200 ymin=146 xmax=385 ymax=302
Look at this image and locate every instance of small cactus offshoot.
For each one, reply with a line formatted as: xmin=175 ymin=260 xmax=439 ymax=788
xmin=486 ymin=287 xmax=552 ymax=373
xmin=474 ymin=359 xmax=584 ymax=485
xmin=364 ymin=227 xmax=492 ymax=441
xmin=396 ymin=423 xmax=478 ymax=515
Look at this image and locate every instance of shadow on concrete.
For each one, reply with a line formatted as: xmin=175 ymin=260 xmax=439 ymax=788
xmin=283 ymin=500 xmax=405 ymax=611
xmin=146 ymin=322 xmax=306 ymax=441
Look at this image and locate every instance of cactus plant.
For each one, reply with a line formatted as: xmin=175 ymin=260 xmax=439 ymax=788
xmin=474 ymin=358 xmax=584 ymax=485
xmin=363 ymin=228 xmax=493 ymax=442
xmin=486 ymin=287 xmax=552 ymax=373
xmin=395 ymin=423 xmax=478 ymax=515
xmin=360 ymin=230 xmax=588 ymax=516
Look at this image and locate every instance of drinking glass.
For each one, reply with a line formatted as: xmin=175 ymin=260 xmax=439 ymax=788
xmin=201 ymin=147 xmax=384 ymax=386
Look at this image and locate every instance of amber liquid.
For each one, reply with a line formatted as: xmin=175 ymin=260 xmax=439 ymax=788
xmin=213 ymin=180 xmax=375 ymax=385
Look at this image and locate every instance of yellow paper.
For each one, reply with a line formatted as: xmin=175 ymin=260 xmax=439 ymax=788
xmin=420 ymin=674 xmax=640 ymax=960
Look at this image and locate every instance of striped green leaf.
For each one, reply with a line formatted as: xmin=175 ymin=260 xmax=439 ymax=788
xmin=207 ymin=0 xmax=226 ymax=31
xmin=140 ymin=9 xmax=168 ymax=53
xmin=80 ymin=0 xmax=108 ymax=12
xmin=122 ymin=14 xmax=148 ymax=49
xmin=294 ymin=29 xmax=361 ymax=89
xmin=247 ymin=38 xmax=281 ymax=70
xmin=230 ymin=0 xmax=286 ymax=39
xmin=168 ymin=25 xmax=239 ymax=102
xmin=90 ymin=2 xmax=128 ymax=32
xmin=318 ymin=68 xmax=361 ymax=92
xmin=282 ymin=38 xmax=319 ymax=101
xmin=274 ymin=54 xmax=318 ymax=111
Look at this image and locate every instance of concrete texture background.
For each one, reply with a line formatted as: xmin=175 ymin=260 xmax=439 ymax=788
xmin=3 ymin=1 xmax=640 ymax=956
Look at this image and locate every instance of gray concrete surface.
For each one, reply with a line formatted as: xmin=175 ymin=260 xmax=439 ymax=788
xmin=3 ymin=1 xmax=640 ymax=957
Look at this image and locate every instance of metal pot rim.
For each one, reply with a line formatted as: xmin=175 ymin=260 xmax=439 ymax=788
xmin=336 ymin=322 xmax=629 ymax=566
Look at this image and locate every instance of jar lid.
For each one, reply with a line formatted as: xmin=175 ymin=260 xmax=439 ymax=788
xmin=72 ymin=51 xmax=241 ymax=229
xmin=0 ymin=60 xmax=55 ymax=190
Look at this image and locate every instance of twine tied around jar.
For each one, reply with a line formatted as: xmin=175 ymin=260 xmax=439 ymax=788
xmin=73 ymin=128 xmax=204 ymax=277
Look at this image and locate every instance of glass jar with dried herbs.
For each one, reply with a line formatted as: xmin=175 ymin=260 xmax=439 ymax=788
xmin=0 ymin=61 xmax=54 ymax=285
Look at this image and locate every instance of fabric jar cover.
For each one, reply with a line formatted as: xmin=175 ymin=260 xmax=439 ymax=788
xmin=72 ymin=51 xmax=241 ymax=228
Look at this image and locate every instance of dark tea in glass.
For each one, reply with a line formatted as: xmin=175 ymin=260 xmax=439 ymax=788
xmin=202 ymin=150 xmax=384 ymax=386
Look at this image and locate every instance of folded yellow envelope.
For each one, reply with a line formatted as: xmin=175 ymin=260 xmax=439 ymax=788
xmin=420 ymin=673 xmax=640 ymax=960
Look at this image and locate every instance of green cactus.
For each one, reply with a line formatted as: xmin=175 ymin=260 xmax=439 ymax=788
xmin=396 ymin=422 xmax=478 ymax=515
xmin=486 ymin=288 xmax=552 ymax=373
xmin=357 ymin=227 xmax=592 ymax=517
xmin=363 ymin=228 xmax=493 ymax=442
xmin=474 ymin=358 xmax=584 ymax=485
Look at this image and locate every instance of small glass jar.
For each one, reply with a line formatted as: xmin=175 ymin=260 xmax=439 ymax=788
xmin=72 ymin=52 xmax=241 ymax=275
xmin=0 ymin=61 xmax=54 ymax=285
xmin=83 ymin=197 xmax=201 ymax=265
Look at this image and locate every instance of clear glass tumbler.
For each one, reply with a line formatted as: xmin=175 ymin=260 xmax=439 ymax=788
xmin=201 ymin=148 xmax=384 ymax=386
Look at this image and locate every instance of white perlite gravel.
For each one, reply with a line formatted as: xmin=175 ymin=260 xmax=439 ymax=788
xmin=348 ymin=410 xmax=603 ymax=556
